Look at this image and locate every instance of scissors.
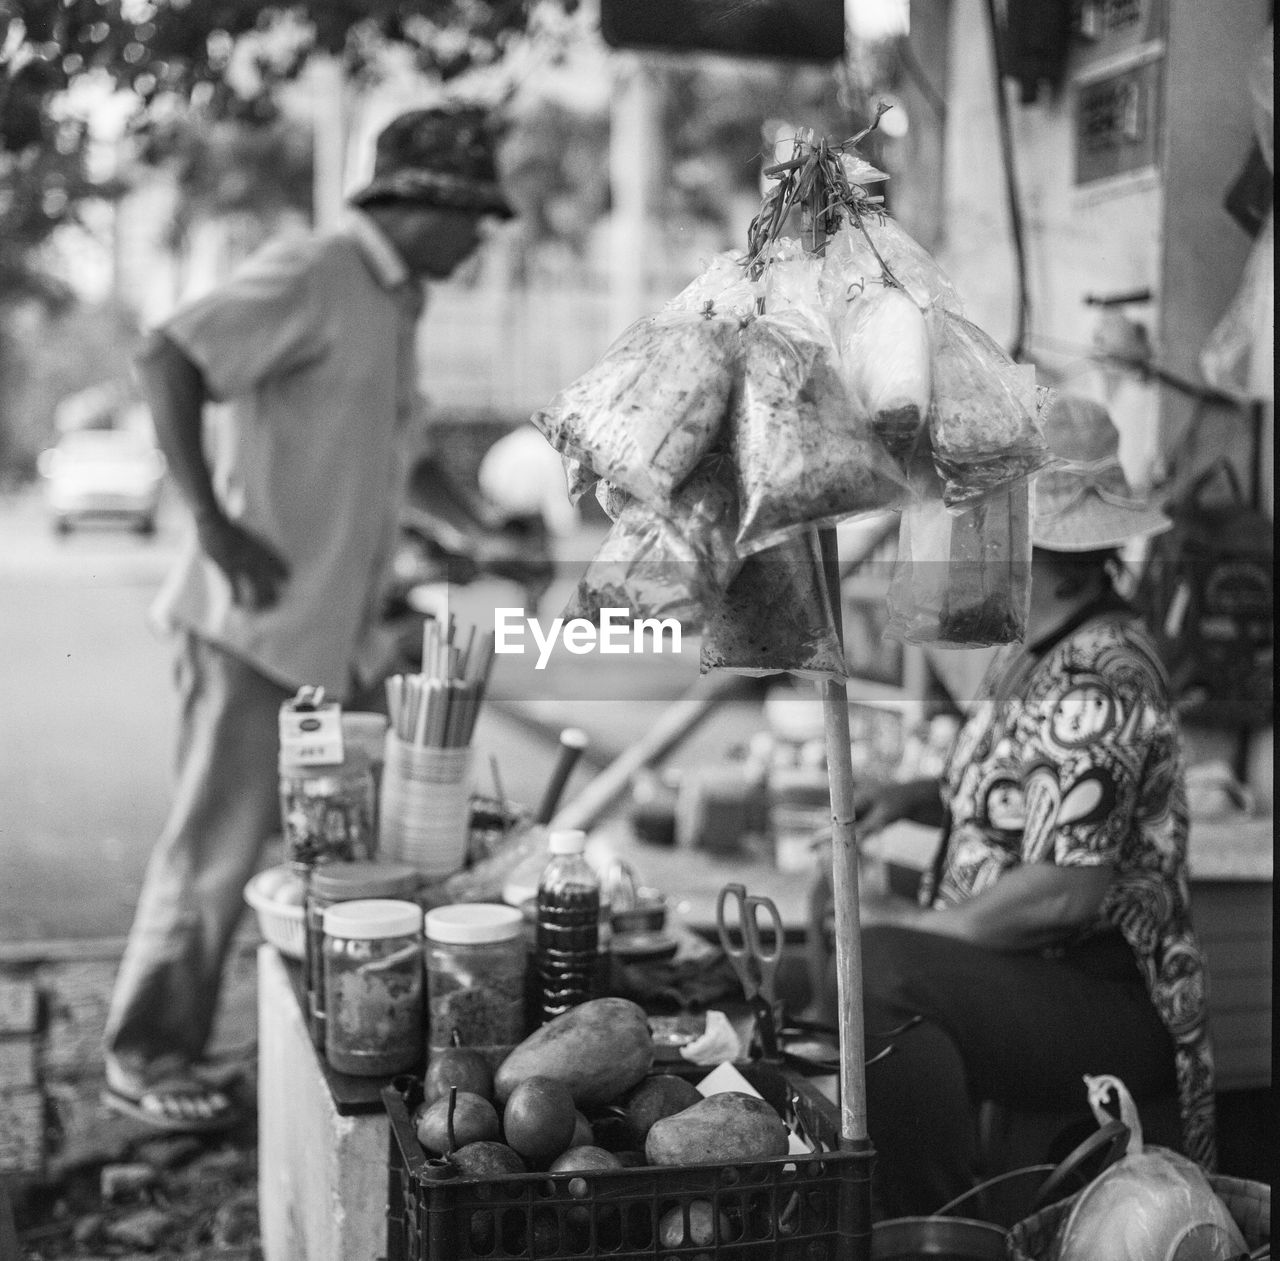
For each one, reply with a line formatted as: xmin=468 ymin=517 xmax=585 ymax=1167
xmin=716 ymin=882 xmax=784 ymax=1061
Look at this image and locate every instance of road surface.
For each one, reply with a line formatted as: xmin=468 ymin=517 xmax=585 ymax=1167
xmin=0 ymin=487 xmax=725 ymax=942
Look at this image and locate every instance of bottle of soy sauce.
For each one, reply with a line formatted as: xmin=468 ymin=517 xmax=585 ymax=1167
xmin=534 ymin=830 xmax=600 ymax=1023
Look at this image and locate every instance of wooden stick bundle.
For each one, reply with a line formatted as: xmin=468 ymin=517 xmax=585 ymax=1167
xmin=384 ymin=616 xmax=496 ymax=749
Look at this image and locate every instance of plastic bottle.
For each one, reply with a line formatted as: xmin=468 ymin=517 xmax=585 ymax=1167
xmin=534 ymin=829 xmax=600 ymax=1023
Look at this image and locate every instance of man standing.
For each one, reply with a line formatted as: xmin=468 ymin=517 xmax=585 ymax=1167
xmin=103 ymin=105 xmax=513 ymax=1132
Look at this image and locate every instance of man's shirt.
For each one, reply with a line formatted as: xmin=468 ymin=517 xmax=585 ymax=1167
xmin=151 ymin=211 xmax=425 ymax=697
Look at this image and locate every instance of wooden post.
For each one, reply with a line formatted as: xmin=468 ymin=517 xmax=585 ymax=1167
xmin=817 ymin=529 xmax=871 ymax=1148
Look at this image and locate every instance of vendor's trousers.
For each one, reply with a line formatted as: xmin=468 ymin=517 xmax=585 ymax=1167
xmin=860 ymin=925 xmax=1177 ymax=1220
xmin=104 ymin=633 xmax=290 ymax=1083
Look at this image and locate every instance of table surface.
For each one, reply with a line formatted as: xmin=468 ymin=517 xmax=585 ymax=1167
xmin=586 ymin=809 xmax=1274 ymax=937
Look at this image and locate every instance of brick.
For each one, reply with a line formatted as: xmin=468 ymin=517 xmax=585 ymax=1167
xmin=38 ymin=960 xmax=117 ymax=1080
xmin=0 ymin=1087 xmax=45 ymax=1174
xmin=0 ymin=977 xmax=38 ymax=1035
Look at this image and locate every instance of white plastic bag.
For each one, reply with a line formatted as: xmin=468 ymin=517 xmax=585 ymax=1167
xmin=835 ymin=284 xmax=933 ymax=468
xmin=1054 ymin=1075 xmax=1247 ymax=1261
xmin=1201 ymin=210 xmax=1274 ymax=402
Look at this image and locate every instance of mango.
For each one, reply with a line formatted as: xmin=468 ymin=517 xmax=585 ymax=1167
xmin=645 ymin=1091 xmax=789 ymax=1167
xmin=620 ymin=1074 xmax=701 ymax=1145
xmin=502 ymin=1076 xmax=577 ymax=1165
xmin=414 ymin=1090 xmax=499 ymax=1156
xmin=495 ymin=998 xmax=653 ymax=1108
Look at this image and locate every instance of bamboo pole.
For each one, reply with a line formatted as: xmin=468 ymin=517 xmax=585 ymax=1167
xmin=817 ymin=528 xmax=871 ymax=1150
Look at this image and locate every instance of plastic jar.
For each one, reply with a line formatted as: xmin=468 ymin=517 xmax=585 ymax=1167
xmin=279 ymin=746 xmax=378 ymax=869
xmin=323 ymin=899 xmax=423 ymax=1077
xmin=425 ymin=903 xmax=527 ymax=1070
xmin=304 ymin=862 xmax=421 ymax=1050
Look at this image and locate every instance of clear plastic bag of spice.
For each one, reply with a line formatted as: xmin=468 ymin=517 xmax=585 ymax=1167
xmin=700 ymin=529 xmax=848 ymax=679
xmin=565 ymin=453 xmax=741 ymax=626
xmin=821 ymin=212 xmax=966 ymax=315
xmin=562 ymin=454 xmax=598 ymax=507
xmin=531 ymin=308 xmax=740 ymax=506
xmin=664 ymin=249 xmax=760 ymax=320
xmin=885 ymin=476 xmax=1031 ymax=648
xmin=927 ymin=307 xmax=1054 ymax=508
xmin=731 ymin=305 xmax=907 ymax=555
xmin=594 ymin=478 xmax=630 ymax=522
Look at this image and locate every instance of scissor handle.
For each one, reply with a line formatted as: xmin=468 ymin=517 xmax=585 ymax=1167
xmin=716 ymin=883 xmax=784 ymax=1005
xmin=742 ymin=894 xmax=783 ymax=1004
xmin=716 ymin=883 xmax=753 ymax=970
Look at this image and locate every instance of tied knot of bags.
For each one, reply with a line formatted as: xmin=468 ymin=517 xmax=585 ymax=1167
xmin=1036 ymin=455 xmax=1152 ymax=521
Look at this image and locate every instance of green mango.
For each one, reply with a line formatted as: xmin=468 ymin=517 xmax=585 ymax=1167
xmin=494 ymin=998 xmax=653 ymax=1109
xmin=644 ymin=1091 xmax=789 ymax=1166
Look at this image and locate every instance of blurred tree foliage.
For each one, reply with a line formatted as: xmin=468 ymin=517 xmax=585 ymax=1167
xmin=0 ymin=0 xmax=541 ymax=307
xmin=0 ymin=0 xmax=552 ymax=472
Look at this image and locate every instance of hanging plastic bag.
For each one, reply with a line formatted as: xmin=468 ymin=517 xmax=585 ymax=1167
xmin=1201 ymin=209 xmax=1274 ymax=401
xmin=565 ymin=454 xmax=741 ymax=625
xmin=665 ymin=250 xmax=761 ymax=320
xmin=927 ymin=307 xmax=1053 ymax=508
xmin=563 ymin=455 xmax=598 ymax=507
xmin=531 ymin=308 xmax=741 ymax=505
xmin=834 ymin=284 xmax=933 ymax=469
xmin=821 ymin=212 xmax=965 ymax=315
xmin=1054 ymin=1075 xmax=1247 ymax=1261
xmin=594 ymin=478 xmax=630 ymax=522
xmin=700 ymin=529 xmax=847 ymax=680
xmin=732 ymin=306 xmax=907 ymax=556
xmin=885 ymin=473 xmax=1030 ymax=648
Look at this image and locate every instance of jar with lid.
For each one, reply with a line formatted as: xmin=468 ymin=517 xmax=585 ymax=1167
xmin=323 ymin=899 xmax=423 ymax=1076
xmin=280 ymin=746 xmax=378 ymax=869
xmin=425 ymin=904 xmax=527 ymax=1071
xmin=305 ymin=861 xmax=421 ymax=1049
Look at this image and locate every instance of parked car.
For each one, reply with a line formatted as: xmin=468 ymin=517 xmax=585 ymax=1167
xmin=36 ymin=428 xmax=167 ymax=536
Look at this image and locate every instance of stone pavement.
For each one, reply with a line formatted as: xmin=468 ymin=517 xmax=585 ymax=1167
xmin=2 ymin=933 xmax=262 ymax=1258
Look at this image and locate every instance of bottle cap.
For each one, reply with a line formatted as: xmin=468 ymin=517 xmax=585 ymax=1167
xmin=547 ymin=829 xmax=587 ymax=855
xmin=425 ymin=903 xmax=524 ymax=945
xmin=322 ymin=898 xmax=422 ymax=939
xmin=310 ymin=862 xmax=420 ymax=901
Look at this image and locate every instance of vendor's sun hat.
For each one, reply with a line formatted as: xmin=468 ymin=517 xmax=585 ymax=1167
xmin=350 ymin=104 xmax=514 ymax=219
xmin=1032 ymin=394 xmax=1172 ymax=551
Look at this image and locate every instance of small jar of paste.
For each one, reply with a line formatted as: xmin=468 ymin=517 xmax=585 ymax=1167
xmin=323 ymin=899 xmax=423 ymax=1077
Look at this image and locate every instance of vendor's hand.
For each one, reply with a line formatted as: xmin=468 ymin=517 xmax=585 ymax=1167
xmin=197 ymin=512 xmax=289 ymax=610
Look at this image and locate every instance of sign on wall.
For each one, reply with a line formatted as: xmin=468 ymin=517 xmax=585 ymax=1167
xmin=1074 ymin=55 xmax=1164 ymax=185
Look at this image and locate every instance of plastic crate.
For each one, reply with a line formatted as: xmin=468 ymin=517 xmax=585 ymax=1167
xmin=384 ymin=1062 xmax=873 ymax=1260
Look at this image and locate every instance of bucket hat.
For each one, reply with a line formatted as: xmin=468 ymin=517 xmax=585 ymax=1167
xmin=1031 ymin=394 xmax=1171 ymax=551
xmin=350 ymin=104 xmax=514 ymax=219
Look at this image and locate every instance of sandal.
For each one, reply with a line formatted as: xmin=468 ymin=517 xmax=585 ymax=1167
xmin=101 ymin=1076 xmax=244 ymax=1135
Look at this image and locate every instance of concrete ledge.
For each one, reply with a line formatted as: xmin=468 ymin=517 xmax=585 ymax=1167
xmin=258 ymin=945 xmax=386 ymax=1261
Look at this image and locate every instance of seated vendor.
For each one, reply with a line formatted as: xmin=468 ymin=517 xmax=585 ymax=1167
xmin=814 ymin=396 xmax=1216 ymax=1217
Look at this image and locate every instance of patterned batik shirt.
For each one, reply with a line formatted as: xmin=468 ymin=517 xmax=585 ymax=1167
xmin=923 ymin=612 xmax=1216 ymax=1168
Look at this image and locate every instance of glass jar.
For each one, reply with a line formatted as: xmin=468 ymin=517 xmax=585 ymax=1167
xmin=425 ymin=903 xmax=527 ymax=1071
xmin=304 ymin=862 xmax=421 ymax=1050
xmin=280 ymin=746 xmax=377 ymax=869
xmin=323 ymin=899 xmax=423 ymax=1077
